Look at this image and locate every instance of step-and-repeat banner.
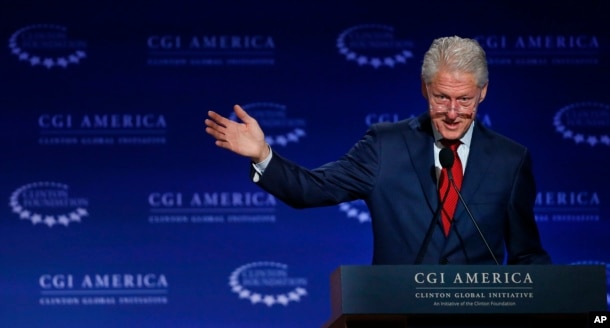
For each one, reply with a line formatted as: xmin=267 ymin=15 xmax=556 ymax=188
xmin=1 ymin=1 xmax=609 ymax=327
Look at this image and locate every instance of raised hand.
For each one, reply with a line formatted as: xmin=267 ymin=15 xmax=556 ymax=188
xmin=205 ymin=104 xmax=269 ymax=162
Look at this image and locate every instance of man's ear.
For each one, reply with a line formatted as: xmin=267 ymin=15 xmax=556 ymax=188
xmin=421 ymin=78 xmax=429 ymax=100
xmin=479 ymin=82 xmax=488 ymax=103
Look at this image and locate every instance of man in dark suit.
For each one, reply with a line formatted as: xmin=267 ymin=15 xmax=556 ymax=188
xmin=205 ymin=35 xmax=551 ymax=265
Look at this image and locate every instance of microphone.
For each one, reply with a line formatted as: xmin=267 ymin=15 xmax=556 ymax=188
xmin=414 ymin=150 xmax=453 ymax=264
xmin=439 ymin=147 xmax=454 ymax=169
xmin=440 ymin=148 xmax=500 ymax=265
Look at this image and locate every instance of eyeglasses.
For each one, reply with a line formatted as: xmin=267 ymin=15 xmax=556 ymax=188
xmin=428 ymin=92 xmax=481 ymax=119
xmin=429 ymin=105 xmax=475 ymax=119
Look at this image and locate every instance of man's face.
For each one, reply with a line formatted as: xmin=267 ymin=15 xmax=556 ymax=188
xmin=423 ymin=70 xmax=488 ymax=140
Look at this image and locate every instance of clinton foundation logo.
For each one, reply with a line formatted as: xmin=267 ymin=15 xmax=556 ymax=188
xmin=9 ymin=182 xmax=89 ymax=227
xmin=8 ymin=24 xmax=87 ymax=69
xmin=553 ymin=102 xmax=610 ymax=147
xmin=232 ymin=102 xmax=307 ymax=147
xmin=336 ymin=24 xmax=414 ymax=69
xmin=228 ymin=261 xmax=308 ymax=307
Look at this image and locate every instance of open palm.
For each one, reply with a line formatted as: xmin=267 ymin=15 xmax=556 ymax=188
xmin=205 ymin=104 xmax=268 ymax=161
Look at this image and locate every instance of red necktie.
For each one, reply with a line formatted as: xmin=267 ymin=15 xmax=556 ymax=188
xmin=439 ymin=139 xmax=463 ymax=236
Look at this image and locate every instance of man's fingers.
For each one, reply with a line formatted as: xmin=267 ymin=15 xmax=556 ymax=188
xmin=204 ymin=118 xmax=223 ymax=131
xmin=205 ymin=126 xmax=223 ymax=140
xmin=207 ymin=110 xmax=229 ymax=127
xmin=233 ymin=104 xmax=253 ymax=124
xmin=215 ymin=140 xmax=230 ymax=149
xmin=204 ymin=118 xmax=222 ymax=134
xmin=208 ymin=105 xmax=251 ymax=127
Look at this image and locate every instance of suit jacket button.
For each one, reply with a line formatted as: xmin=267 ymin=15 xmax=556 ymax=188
xmin=439 ymin=258 xmax=449 ymax=264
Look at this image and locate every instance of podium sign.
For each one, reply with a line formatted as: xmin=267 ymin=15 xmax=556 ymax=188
xmin=325 ymin=265 xmax=607 ymax=327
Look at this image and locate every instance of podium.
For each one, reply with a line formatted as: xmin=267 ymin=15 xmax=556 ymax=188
xmin=323 ymin=265 xmax=607 ymax=327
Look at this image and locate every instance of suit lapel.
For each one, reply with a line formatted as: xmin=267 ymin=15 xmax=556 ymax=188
xmin=454 ymin=123 xmax=495 ymax=218
xmin=404 ymin=114 xmax=437 ymax=211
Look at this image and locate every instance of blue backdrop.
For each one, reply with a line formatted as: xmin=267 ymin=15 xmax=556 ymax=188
xmin=1 ymin=1 xmax=609 ymax=327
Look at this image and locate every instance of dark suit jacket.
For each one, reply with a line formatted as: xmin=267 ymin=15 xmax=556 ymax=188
xmin=254 ymin=112 xmax=551 ymax=265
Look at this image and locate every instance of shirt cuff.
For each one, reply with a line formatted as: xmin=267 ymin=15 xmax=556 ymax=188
xmin=252 ymin=145 xmax=272 ymax=182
